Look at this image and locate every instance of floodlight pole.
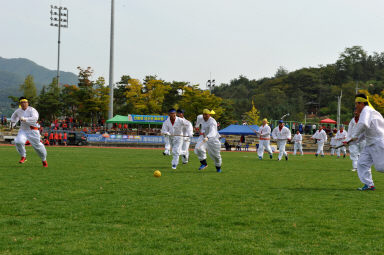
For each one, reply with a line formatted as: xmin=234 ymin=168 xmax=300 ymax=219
xmin=108 ymin=0 xmax=115 ymax=126
xmin=57 ymin=12 xmax=61 ymax=88
xmin=206 ymin=72 xmax=215 ymax=94
xmin=50 ymin=5 xmax=68 ymax=87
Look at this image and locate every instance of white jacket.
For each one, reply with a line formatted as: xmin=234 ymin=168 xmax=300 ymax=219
xmin=258 ymin=124 xmax=271 ymax=140
xmin=347 ymin=117 xmax=365 ymax=144
xmin=335 ymin=130 xmax=348 ymax=144
xmin=292 ymin=133 xmax=302 ymax=144
xmin=161 ymin=116 xmax=190 ymax=136
xmin=272 ymin=126 xmax=291 ymax=140
xmin=181 ymin=118 xmax=193 ymax=138
xmin=330 ymin=136 xmax=337 ymax=146
xmin=11 ymin=106 xmax=40 ymax=130
xmin=351 ymin=106 xmax=384 ymax=146
xmin=201 ymin=116 xmax=220 ymax=140
xmin=312 ymin=129 xmax=327 ymax=143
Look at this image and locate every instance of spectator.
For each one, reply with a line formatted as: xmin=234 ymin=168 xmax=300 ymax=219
xmin=299 ymin=123 xmax=303 ymax=134
xmin=224 ymin=141 xmax=231 ymax=151
xmin=49 ymin=132 xmax=54 ymax=145
xmin=312 ymin=124 xmax=316 ymax=134
xmin=240 ymin=135 xmax=245 ymax=144
xmin=63 ymin=132 xmax=68 ymax=146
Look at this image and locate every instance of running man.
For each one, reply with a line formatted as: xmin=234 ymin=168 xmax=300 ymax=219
xmin=311 ymin=126 xmax=327 ymax=157
xmin=161 ymin=109 xmax=191 ymax=169
xmin=329 ymin=129 xmax=337 ymax=156
xmin=256 ymin=118 xmax=273 ymax=160
xmin=10 ymin=97 xmax=48 ymax=167
xmin=335 ymin=125 xmax=348 ymax=158
xmin=347 ymin=110 xmax=366 ymax=172
xmin=195 ymin=109 xmax=222 ymax=172
xmin=272 ymin=120 xmax=291 ymax=161
xmin=176 ymin=109 xmax=193 ymax=164
xmin=292 ymin=130 xmax=303 ymax=156
xmin=349 ymin=94 xmax=384 ymax=191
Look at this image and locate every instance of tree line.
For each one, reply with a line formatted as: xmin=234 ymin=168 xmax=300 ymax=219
xmin=9 ymin=46 xmax=384 ymax=127
xmin=213 ymin=46 xmax=384 ymax=124
xmin=9 ymin=67 xmax=228 ymax=126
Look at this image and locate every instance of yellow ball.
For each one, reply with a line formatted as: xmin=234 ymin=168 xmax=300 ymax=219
xmin=154 ymin=170 xmax=161 ymax=178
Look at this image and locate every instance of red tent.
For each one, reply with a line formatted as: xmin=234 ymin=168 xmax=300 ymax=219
xmin=320 ymin=118 xmax=337 ymax=124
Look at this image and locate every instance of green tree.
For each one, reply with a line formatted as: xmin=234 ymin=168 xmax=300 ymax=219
xmin=114 ymin=75 xmax=132 ymax=115
xmin=61 ymin=84 xmax=80 ymax=119
xmin=19 ymin=74 xmax=37 ymax=105
xmin=36 ymin=77 xmax=62 ymax=120
xmin=76 ymin=67 xmax=109 ymax=124
xmin=275 ymin=66 xmax=288 ymax=78
xmin=243 ymin=101 xmax=261 ymax=125
xmin=142 ymin=78 xmax=171 ymax=114
xmin=179 ymin=86 xmax=224 ymax=124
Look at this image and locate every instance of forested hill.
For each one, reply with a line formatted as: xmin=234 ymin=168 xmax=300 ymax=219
xmin=212 ymin=46 xmax=384 ymax=122
xmin=0 ymin=57 xmax=78 ymax=116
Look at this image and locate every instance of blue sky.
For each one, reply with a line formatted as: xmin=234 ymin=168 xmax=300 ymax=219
xmin=1 ymin=0 xmax=384 ymax=87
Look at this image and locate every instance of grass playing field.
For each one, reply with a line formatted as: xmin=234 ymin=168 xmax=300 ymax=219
xmin=1 ymin=145 xmax=384 ymax=255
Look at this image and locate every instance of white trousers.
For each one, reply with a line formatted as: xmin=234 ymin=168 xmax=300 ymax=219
xmin=349 ymin=141 xmax=366 ymax=169
xmin=180 ymin=138 xmax=191 ymax=163
xmin=170 ymin=136 xmax=183 ymax=167
xmin=336 ymin=142 xmax=346 ymax=157
xmin=293 ymin=142 xmax=303 ymax=155
xmin=164 ymin=135 xmax=171 ymax=155
xmin=316 ymin=141 xmax=324 ymax=155
xmin=330 ymin=147 xmax=335 ymax=156
xmin=15 ymin=129 xmax=47 ymax=161
xmin=257 ymin=140 xmax=272 ymax=158
xmin=206 ymin=138 xmax=222 ymax=167
xmin=277 ymin=140 xmax=287 ymax=160
xmin=357 ymin=140 xmax=384 ymax=187
xmin=194 ymin=136 xmax=207 ymax=161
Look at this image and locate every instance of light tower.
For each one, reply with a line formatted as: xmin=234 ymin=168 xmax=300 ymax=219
xmin=50 ymin=5 xmax=68 ymax=87
xmin=108 ymin=0 xmax=115 ymax=124
xmin=206 ymin=73 xmax=215 ymax=93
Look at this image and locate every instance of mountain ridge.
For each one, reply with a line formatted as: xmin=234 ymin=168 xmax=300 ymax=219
xmin=0 ymin=56 xmax=79 ymax=116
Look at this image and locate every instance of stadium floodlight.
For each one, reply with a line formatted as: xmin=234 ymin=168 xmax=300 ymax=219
xmin=50 ymin=5 xmax=69 ymax=88
xmin=206 ymin=73 xmax=215 ymax=94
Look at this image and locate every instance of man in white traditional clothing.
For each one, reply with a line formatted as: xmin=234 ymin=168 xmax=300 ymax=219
xmin=271 ymin=120 xmax=292 ymax=161
xmin=348 ymin=94 xmax=384 ymax=191
xmin=292 ymin=130 xmax=303 ymax=156
xmin=335 ymin=125 xmax=348 ymax=158
xmin=311 ymin=126 xmax=327 ymax=157
xmin=256 ymin=118 xmax=273 ymax=160
xmin=329 ymin=129 xmax=337 ymax=156
xmin=176 ymin=109 xmax=193 ymax=164
xmin=10 ymin=97 xmax=48 ymax=167
xmin=347 ymin=110 xmax=366 ymax=172
xmin=194 ymin=114 xmax=207 ymax=165
xmin=194 ymin=109 xmax=222 ymax=172
xmin=161 ymin=109 xmax=191 ymax=169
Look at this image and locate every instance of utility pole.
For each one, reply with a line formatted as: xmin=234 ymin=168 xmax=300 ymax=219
xmin=108 ymin=0 xmax=115 ymax=125
xmin=50 ymin=5 xmax=68 ymax=87
xmin=337 ymin=90 xmax=342 ymax=128
xmin=355 ymin=81 xmax=361 ymax=94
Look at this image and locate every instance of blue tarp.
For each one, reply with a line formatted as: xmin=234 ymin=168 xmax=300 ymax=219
xmin=218 ymin=125 xmax=259 ymax=135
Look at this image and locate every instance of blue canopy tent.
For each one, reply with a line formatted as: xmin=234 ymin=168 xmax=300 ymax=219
xmin=219 ymin=125 xmax=259 ymax=135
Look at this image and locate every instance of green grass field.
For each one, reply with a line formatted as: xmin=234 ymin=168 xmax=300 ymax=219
xmin=1 ymin=146 xmax=384 ymax=255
